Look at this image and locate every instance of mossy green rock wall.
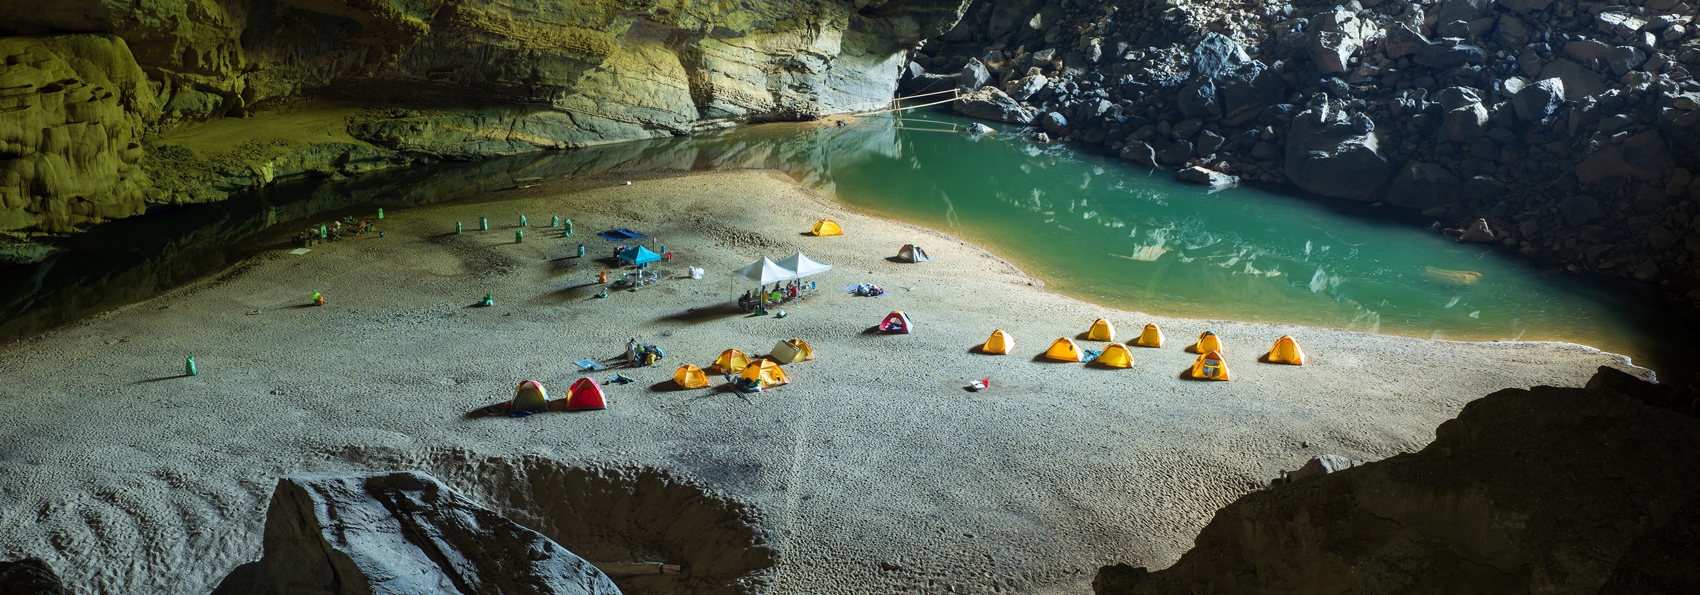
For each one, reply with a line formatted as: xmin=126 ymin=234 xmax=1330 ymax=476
xmin=0 ymin=0 xmax=969 ymax=235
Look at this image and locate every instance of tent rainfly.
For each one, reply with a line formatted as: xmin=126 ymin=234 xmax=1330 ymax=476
xmin=896 ymin=244 xmax=930 ymax=263
xmin=734 ymin=257 xmax=796 ymax=285
xmin=777 ymin=252 xmax=832 ymax=278
xmin=618 ymin=245 xmax=662 ymax=267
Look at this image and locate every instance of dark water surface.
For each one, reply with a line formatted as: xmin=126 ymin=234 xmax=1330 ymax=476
xmin=1 ymin=109 xmax=1678 ymax=379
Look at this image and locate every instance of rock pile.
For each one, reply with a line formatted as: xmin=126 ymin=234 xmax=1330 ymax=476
xmin=910 ymin=0 xmax=1700 ymax=303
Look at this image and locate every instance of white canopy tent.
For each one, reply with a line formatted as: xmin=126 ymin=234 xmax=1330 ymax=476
xmin=734 ymin=257 xmax=795 ymax=284
xmin=777 ymin=252 xmax=832 ymax=278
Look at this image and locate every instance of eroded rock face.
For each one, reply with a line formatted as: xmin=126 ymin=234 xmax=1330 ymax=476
xmin=0 ymin=0 xmax=971 ymax=234
xmin=216 ymin=470 xmax=622 ymax=595
xmin=1095 ymin=367 xmax=1700 ymax=595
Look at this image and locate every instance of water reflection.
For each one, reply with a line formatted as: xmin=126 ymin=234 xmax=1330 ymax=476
xmin=0 ymin=109 xmax=1666 ymax=371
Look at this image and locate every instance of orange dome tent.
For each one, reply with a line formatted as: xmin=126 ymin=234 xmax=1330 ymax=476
xmin=738 ymin=359 xmax=790 ymax=389
xmin=981 ymin=329 xmax=1014 ymax=354
xmin=1267 ymin=335 xmax=1305 ymax=365
xmin=1190 ymin=350 xmax=1231 ymax=381
xmin=1044 ymin=337 xmax=1085 ymax=362
xmin=712 ymin=349 xmax=751 ymax=374
xmin=1087 ymin=318 xmax=1115 ymax=341
xmin=1095 ymin=343 xmax=1135 ymax=368
xmin=674 ymin=364 xmax=709 ymax=389
xmin=1192 ymin=331 xmax=1224 ymax=355
xmin=811 ymin=219 xmax=843 ymax=236
xmin=1134 ymin=323 xmax=1164 ymax=348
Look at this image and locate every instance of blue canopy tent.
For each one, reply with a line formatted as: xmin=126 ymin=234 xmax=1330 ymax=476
xmin=618 ymin=245 xmax=662 ymax=268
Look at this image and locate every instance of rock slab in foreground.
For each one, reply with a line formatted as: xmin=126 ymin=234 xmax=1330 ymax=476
xmin=217 ymin=471 xmax=621 ymax=595
xmin=1095 ymin=367 xmax=1700 ymax=594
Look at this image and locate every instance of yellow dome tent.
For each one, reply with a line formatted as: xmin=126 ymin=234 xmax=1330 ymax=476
xmin=1268 ymin=335 xmax=1305 ymax=365
xmin=510 ymin=380 xmax=548 ymax=413
xmin=739 ymin=358 xmax=790 ymax=388
xmin=981 ymin=329 xmax=1014 ymax=354
xmin=1134 ymin=323 xmax=1164 ymax=348
xmin=1190 ymin=350 xmax=1231 ymax=380
xmin=1192 ymin=331 xmax=1224 ymax=354
xmin=1044 ymin=337 xmax=1084 ymax=362
xmin=712 ymin=349 xmax=751 ymax=374
xmin=1095 ymin=343 xmax=1135 ymax=368
xmin=811 ymin=219 xmax=843 ymax=236
xmin=673 ymin=364 xmax=709 ymax=389
xmin=769 ymin=338 xmax=815 ymax=364
xmin=1087 ymin=318 xmax=1115 ymax=341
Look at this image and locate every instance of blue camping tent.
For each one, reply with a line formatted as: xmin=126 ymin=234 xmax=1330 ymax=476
xmin=619 ymin=245 xmax=662 ymax=266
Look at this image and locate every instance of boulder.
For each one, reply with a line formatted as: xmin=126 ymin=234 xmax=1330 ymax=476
xmin=1283 ymin=98 xmax=1392 ymax=201
xmin=1119 ymin=141 xmax=1160 ymax=168
xmin=952 ymin=86 xmax=1035 ymax=124
xmin=1414 ymin=42 xmax=1487 ymax=69
xmin=1512 ymin=78 xmax=1567 ymax=123
xmin=1175 ymin=166 xmax=1240 ymax=188
xmin=1040 ymin=111 xmax=1069 ymax=136
xmin=966 ymin=122 xmax=995 ymax=135
xmin=1563 ymin=39 xmax=1614 ymax=62
xmin=1577 ymin=130 xmax=1674 ymax=184
xmin=1537 ymin=60 xmax=1608 ymax=100
xmin=1382 ymin=23 xmax=1428 ymax=59
xmin=958 ymin=58 xmax=992 ymax=92
xmin=1195 ymin=130 xmax=1226 ymax=155
xmin=1176 ymin=78 xmax=1222 ymax=120
xmin=1501 ymin=0 xmax=1554 ymax=14
xmin=1444 ymin=103 xmax=1490 ymax=142
xmin=1159 ymin=140 xmax=1195 ymax=166
xmin=1004 ymin=73 xmax=1048 ymax=101
xmin=1386 ymin=161 xmax=1463 ymax=209
xmin=1605 ymin=46 xmax=1648 ymax=76
xmin=216 ymin=471 xmax=620 ymax=595
xmin=1457 ymin=218 xmax=1496 ymax=242
xmin=1191 ymin=33 xmax=1253 ymax=81
xmin=0 ymin=559 xmax=65 ymax=595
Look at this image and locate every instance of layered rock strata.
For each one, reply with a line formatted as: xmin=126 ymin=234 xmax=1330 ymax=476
xmin=913 ymin=0 xmax=1700 ymax=303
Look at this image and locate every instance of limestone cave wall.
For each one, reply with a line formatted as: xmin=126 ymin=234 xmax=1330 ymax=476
xmin=0 ymin=0 xmax=969 ymax=238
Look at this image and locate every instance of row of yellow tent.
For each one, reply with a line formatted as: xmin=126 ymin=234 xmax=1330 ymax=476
xmin=981 ymin=324 xmax=1306 ymax=379
xmin=672 ymin=339 xmax=817 ymax=390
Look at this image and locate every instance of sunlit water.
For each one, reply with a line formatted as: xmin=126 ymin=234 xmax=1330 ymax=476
xmin=4 ymin=109 xmax=1673 ymax=376
xmin=682 ymin=111 xmax=1657 ymax=366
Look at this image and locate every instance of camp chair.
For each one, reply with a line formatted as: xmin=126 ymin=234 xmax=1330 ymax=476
xmin=1267 ymin=336 xmax=1305 ymax=365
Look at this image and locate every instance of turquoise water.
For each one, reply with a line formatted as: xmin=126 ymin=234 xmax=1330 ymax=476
xmin=630 ymin=110 xmax=1655 ymax=364
xmin=3 ymin=109 xmax=1667 ymax=374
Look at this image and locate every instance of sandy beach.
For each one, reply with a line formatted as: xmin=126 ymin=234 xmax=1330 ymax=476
xmin=0 ymin=169 xmax=1645 ymax=594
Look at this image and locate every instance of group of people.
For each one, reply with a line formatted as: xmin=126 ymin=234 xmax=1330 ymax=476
xmin=737 ymin=280 xmax=818 ymax=313
xmin=294 ymin=217 xmax=374 ymax=247
xmin=850 ymin=283 xmax=886 ymax=297
xmin=625 ymin=338 xmax=665 ymax=367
